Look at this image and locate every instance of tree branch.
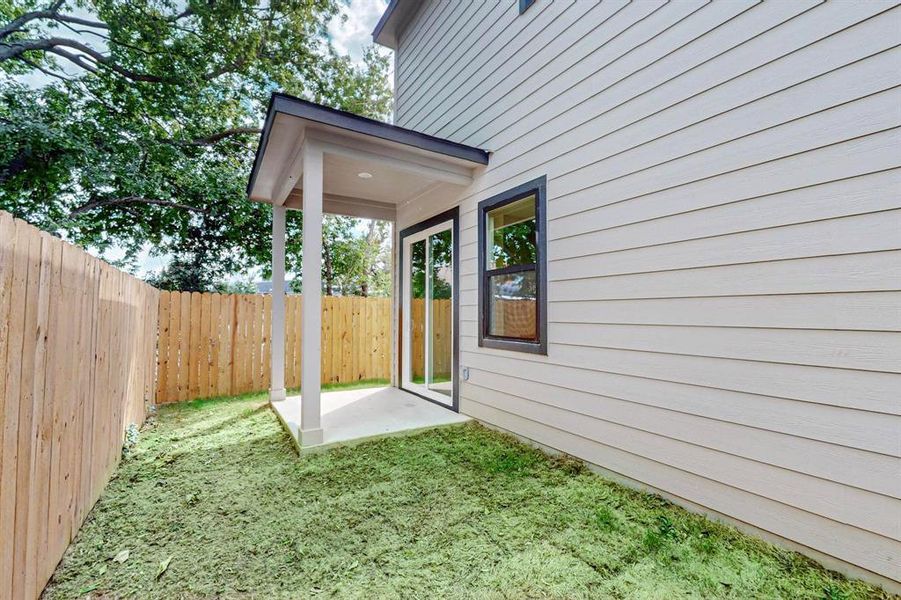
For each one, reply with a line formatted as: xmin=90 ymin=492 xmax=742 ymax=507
xmin=202 ymin=56 xmax=249 ymax=81
xmin=0 ymin=9 xmax=55 ymax=39
xmin=50 ymin=13 xmax=109 ymax=29
xmin=169 ymin=127 xmax=262 ymax=146
xmin=45 ymin=45 xmax=99 ymax=73
xmin=69 ymin=196 xmax=207 ymax=217
xmin=1 ymin=36 xmax=170 ymax=81
xmin=19 ymin=56 xmax=74 ymax=81
xmin=168 ymin=8 xmax=194 ymax=22
xmin=0 ymin=4 xmax=107 ymax=40
xmin=3 ymin=35 xmax=250 ymax=83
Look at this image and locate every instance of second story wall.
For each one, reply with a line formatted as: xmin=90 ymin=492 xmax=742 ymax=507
xmin=389 ymin=0 xmax=901 ymax=588
xmin=394 ymin=0 xmax=661 ymax=146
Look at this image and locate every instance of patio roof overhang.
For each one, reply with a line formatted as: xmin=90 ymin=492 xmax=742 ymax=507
xmin=246 ymin=93 xmax=488 ymax=221
xmin=247 ymin=93 xmax=488 ymax=448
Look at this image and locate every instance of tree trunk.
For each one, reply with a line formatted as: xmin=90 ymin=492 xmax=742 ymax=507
xmin=360 ymin=220 xmax=377 ymax=298
xmin=323 ymin=238 xmax=334 ymax=296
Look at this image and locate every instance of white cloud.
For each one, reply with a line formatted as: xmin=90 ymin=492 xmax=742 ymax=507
xmin=95 ymin=244 xmax=169 ymax=278
xmin=328 ymin=0 xmax=389 ymax=65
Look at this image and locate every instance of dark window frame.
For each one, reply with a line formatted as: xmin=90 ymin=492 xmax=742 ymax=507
xmin=477 ymin=176 xmax=547 ymax=355
xmin=519 ymin=0 xmax=536 ymax=15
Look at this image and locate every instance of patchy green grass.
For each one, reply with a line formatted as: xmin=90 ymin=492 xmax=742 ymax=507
xmin=179 ymin=378 xmax=393 ymax=407
xmin=44 ymin=394 xmax=890 ymax=599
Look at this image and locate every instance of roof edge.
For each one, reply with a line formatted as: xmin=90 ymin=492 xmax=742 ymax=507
xmin=246 ymin=93 xmax=490 ymax=200
xmin=246 ymin=94 xmax=279 ymax=199
xmin=372 ymin=0 xmax=420 ymax=49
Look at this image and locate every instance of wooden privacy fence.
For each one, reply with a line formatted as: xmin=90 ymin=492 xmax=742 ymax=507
xmin=155 ymin=292 xmax=393 ymax=403
xmin=0 ymin=211 xmax=158 ymax=600
xmin=409 ymin=298 xmax=452 ymax=380
xmin=490 ymin=298 xmax=537 ymax=340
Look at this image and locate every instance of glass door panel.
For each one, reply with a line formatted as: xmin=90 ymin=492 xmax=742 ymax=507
xmin=402 ymin=219 xmax=454 ymax=407
xmin=410 ymin=239 xmax=426 ymax=386
xmin=428 ymin=229 xmax=453 ymax=398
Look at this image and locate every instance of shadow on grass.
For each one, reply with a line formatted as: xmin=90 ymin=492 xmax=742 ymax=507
xmin=161 ymin=402 xmax=270 ymax=445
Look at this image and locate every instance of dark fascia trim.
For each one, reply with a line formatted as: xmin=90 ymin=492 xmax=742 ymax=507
xmin=372 ymin=0 xmax=424 ymax=49
xmin=246 ymin=93 xmax=280 ymax=198
xmin=372 ymin=0 xmax=400 ymax=47
xmin=519 ymin=0 xmax=537 ymax=14
xmin=477 ymin=175 xmax=548 ymax=356
xmin=246 ymin=93 xmax=489 ymax=199
xmin=397 ymin=206 xmax=461 ymax=412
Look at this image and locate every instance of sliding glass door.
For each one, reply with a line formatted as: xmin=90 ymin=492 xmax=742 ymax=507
xmin=402 ymin=217 xmax=455 ymax=407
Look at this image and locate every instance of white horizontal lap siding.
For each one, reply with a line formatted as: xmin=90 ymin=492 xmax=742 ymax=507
xmin=547 ymin=169 xmax=901 ymax=258
xmin=549 ymin=323 xmax=901 ymax=374
xmin=457 ymin=351 xmax=901 ymax=461
xmin=462 ymin=378 xmax=901 ymax=540
xmin=550 ymin=210 xmax=901 ymax=278
xmin=546 ymin=250 xmax=901 ymax=300
xmin=463 ymin=399 xmax=901 ymax=581
xmin=393 ymin=0 xmax=901 ymax=585
xmin=394 ymin=1 xmax=503 ymax=115
xmin=542 ymin=292 xmax=901 ymax=332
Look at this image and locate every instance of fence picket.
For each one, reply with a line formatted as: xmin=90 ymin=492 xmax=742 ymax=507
xmin=156 ymin=292 xmax=170 ymax=404
xmin=0 ymin=211 xmax=158 ymax=598
xmin=262 ymin=295 xmax=271 ymax=389
xmin=199 ymin=293 xmax=212 ymax=398
xmin=153 ymin=292 xmax=396 ymax=403
xmin=177 ymin=292 xmax=190 ymax=401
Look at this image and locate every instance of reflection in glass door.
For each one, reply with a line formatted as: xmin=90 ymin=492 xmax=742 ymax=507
xmin=428 ymin=229 xmax=453 ymax=398
xmin=402 ymin=219 xmax=454 ymax=407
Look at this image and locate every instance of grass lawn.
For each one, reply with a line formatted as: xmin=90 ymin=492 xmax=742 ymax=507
xmin=44 ymin=392 xmax=889 ymax=599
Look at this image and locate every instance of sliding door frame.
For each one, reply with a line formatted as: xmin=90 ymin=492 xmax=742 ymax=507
xmin=397 ymin=206 xmax=460 ymax=412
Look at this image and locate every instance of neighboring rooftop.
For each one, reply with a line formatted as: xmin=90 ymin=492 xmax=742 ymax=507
xmin=254 ymin=280 xmax=291 ymax=294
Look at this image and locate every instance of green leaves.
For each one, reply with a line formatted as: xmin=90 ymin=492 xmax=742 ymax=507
xmin=317 ymin=215 xmax=391 ymax=297
xmin=1 ymin=0 xmax=393 ymax=284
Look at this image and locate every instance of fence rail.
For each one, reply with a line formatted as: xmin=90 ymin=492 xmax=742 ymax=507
xmin=0 ymin=211 xmax=158 ymax=600
xmin=155 ymin=292 xmax=393 ymax=404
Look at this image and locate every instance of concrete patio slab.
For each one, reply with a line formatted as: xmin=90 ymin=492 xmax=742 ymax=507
xmin=271 ymin=386 xmax=470 ymax=452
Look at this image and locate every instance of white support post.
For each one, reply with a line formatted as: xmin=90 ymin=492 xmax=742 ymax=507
xmin=390 ymin=221 xmax=398 ymax=388
xmin=300 ymin=142 xmax=324 ymax=446
xmin=270 ymin=204 xmax=286 ymax=403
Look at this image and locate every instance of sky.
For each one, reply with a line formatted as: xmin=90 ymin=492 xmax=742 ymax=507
xmin=88 ymin=0 xmax=391 ymax=278
xmin=329 ymin=0 xmax=390 ymax=66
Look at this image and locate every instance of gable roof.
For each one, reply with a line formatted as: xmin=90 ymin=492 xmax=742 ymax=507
xmin=372 ymin=0 xmax=421 ymax=49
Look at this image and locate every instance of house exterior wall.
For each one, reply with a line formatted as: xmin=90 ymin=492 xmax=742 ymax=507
xmin=390 ymin=0 xmax=901 ymax=585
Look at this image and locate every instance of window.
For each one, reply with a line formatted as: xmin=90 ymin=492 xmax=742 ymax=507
xmin=478 ymin=176 xmax=547 ymax=354
xmin=519 ymin=0 xmax=536 ymax=14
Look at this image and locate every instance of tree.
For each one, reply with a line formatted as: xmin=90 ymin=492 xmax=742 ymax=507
xmin=409 ymin=229 xmax=451 ymax=300
xmin=292 ymin=214 xmax=390 ymax=297
xmin=214 ymin=279 xmax=258 ymax=295
xmin=0 ymin=0 xmax=393 ymax=286
xmin=144 ymin=256 xmax=214 ymax=293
